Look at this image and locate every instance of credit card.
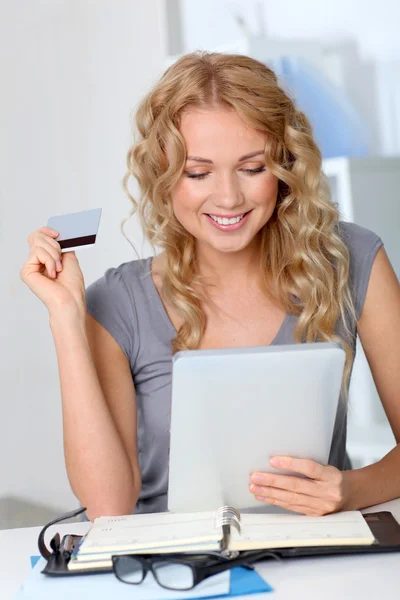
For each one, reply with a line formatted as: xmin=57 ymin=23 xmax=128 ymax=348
xmin=47 ymin=208 xmax=102 ymax=252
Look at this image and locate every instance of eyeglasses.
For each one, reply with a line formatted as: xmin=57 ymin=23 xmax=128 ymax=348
xmin=112 ymin=550 xmax=280 ymax=591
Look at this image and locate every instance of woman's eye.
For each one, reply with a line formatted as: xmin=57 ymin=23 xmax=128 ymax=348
xmin=184 ymin=166 xmax=266 ymax=180
xmin=243 ymin=166 xmax=266 ymax=175
xmin=184 ymin=172 xmax=209 ymax=180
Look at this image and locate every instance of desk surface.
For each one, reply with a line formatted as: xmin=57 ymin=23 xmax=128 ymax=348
xmin=2 ymin=498 xmax=400 ymax=600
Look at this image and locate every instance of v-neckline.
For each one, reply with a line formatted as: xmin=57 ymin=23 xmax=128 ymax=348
xmin=144 ymin=256 xmax=290 ymax=346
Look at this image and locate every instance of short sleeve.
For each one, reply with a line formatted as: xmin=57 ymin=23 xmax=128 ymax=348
xmin=85 ymin=263 xmax=138 ymax=362
xmin=338 ymin=221 xmax=384 ymax=320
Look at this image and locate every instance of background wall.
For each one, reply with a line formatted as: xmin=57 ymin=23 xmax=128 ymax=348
xmin=181 ymin=0 xmax=400 ymax=59
xmin=0 ymin=0 xmax=166 ymax=515
xmin=180 ymin=0 xmax=400 ymax=156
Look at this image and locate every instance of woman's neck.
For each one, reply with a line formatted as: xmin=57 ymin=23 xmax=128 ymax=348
xmin=195 ymin=240 xmax=261 ymax=290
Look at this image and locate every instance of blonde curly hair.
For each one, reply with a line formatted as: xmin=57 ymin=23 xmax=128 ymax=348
xmin=122 ymin=51 xmax=356 ymax=389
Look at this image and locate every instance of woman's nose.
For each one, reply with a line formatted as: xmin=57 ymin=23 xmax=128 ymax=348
xmin=212 ymin=173 xmax=245 ymax=210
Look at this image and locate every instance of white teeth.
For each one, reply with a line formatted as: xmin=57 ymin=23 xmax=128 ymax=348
xmin=209 ymin=214 xmax=246 ymax=225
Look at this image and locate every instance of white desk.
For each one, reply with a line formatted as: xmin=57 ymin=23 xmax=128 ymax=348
xmin=2 ymin=499 xmax=400 ymax=600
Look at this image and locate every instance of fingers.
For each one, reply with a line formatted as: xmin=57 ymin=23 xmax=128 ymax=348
xmin=38 ymin=226 xmax=59 ymax=238
xmin=28 ymin=227 xmax=59 ymax=246
xmin=34 ymin=246 xmax=60 ymax=279
xmin=249 ymin=460 xmax=345 ymax=515
xmin=30 ymin=230 xmax=61 ymax=252
xmin=250 ymin=472 xmax=319 ymax=498
xmin=253 ymin=494 xmax=332 ymax=516
xmin=23 ymin=227 xmax=63 ymax=281
xmin=269 ymin=457 xmax=326 ymax=480
xmin=41 ymin=235 xmax=62 ymax=255
xmin=251 ymin=485 xmax=336 ymax=515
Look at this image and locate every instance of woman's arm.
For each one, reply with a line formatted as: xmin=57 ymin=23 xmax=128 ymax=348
xmin=342 ymin=246 xmax=400 ymax=509
xmin=50 ymin=311 xmax=141 ymax=521
xmin=20 ymin=227 xmax=140 ymax=520
xmin=249 ymin=246 xmax=400 ymax=514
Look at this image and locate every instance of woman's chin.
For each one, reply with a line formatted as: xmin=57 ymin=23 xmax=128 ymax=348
xmin=203 ymin=235 xmax=256 ymax=255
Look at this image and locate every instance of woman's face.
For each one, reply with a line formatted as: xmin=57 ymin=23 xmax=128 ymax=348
xmin=170 ymin=106 xmax=279 ymax=255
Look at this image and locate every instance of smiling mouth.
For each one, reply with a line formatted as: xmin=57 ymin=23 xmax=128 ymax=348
xmin=207 ymin=211 xmax=250 ymax=225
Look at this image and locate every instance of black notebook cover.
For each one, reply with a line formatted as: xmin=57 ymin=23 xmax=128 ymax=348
xmin=269 ymin=511 xmax=400 ymax=559
xmin=39 ymin=511 xmax=400 ymax=577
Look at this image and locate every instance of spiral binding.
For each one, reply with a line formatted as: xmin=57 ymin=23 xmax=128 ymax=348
xmin=215 ymin=506 xmax=241 ymax=533
xmin=215 ymin=506 xmax=241 ymax=556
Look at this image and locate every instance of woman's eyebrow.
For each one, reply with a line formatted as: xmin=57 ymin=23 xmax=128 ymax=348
xmin=186 ymin=150 xmax=265 ymax=164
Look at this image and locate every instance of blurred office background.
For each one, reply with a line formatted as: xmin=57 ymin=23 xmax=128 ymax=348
xmin=0 ymin=0 xmax=399 ymax=528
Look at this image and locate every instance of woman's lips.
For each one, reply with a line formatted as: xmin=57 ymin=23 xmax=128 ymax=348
xmin=205 ymin=210 xmax=251 ymax=231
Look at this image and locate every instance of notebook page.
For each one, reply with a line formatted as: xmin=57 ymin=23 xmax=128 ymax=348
xmin=230 ymin=510 xmax=375 ymax=550
xmin=76 ymin=511 xmax=221 ymax=555
xmin=68 ymin=542 xmax=218 ymax=571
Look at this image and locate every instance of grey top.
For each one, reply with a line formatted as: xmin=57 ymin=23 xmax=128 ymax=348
xmin=85 ymin=222 xmax=383 ymax=514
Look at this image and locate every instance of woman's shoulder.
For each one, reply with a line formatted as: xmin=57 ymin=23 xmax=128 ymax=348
xmin=337 ymin=221 xmax=383 ymax=254
xmin=336 ymin=221 xmax=383 ymax=277
xmin=336 ymin=221 xmax=384 ymax=320
xmin=85 ymin=257 xmax=153 ymax=360
xmin=87 ymin=257 xmax=152 ymax=295
xmin=101 ymin=256 xmax=151 ymax=280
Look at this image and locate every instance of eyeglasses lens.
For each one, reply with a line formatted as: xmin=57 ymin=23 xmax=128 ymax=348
xmin=115 ymin=556 xmax=144 ymax=583
xmin=153 ymin=560 xmax=194 ymax=590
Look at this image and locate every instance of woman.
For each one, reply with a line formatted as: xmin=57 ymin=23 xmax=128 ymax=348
xmin=21 ymin=52 xmax=400 ymax=521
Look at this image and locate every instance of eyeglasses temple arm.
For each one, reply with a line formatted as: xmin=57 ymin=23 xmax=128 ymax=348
xmin=204 ymin=549 xmax=281 ymax=577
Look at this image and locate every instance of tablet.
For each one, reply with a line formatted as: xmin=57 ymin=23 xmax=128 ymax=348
xmin=168 ymin=342 xmax=346 ymax=512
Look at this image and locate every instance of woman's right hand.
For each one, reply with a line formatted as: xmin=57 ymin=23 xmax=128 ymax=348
xmin=20 ymin=226 xmax=86 ymax=318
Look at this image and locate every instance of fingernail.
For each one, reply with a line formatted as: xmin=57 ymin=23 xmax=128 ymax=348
xmin=251 ymin=474 xmax=264 ymax=484
xmin=56 ymin=261 xmax=62 ymax=271
xmin=270 ymin=457 xmax=281 ymax=467
xmin=51 ymin=270 xmax=56 ymax=278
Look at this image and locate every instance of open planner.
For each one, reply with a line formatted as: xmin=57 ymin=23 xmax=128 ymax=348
xmin=37 ymin=505 xmax=400 ymax=576
xmin=66 ymin=505 xmax=375 ymax=571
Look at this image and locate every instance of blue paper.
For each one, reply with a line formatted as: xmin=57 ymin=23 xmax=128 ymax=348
xmin=27 ymin=557 xmax=272 ymax=599
xmin=152 ymin=567 xmax=272 ymax=600
xmin=30 ymin=556 xmax=40 ymax=569
xmin=16 ymin=558 xmax=230 ymax=600
xmin=212 ymin=567 xmax=272 ymax=598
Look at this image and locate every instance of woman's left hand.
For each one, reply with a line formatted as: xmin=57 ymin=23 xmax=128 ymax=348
xmin=249 ymin=457 xmax=351 ymax=516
